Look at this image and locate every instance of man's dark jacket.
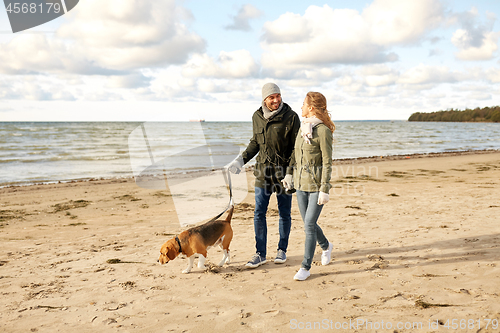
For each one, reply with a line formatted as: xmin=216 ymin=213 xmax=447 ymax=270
xmin=241 ymin=103 xmax=300 ymax=192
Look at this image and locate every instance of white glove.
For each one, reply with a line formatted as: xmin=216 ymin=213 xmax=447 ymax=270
xmin=281 ymin=174 xmax=294 ymax=191
xmin=317 ymin=192 xmax=329 ymax=205
xmin=226 ymin=155 xmax=244 ymax=174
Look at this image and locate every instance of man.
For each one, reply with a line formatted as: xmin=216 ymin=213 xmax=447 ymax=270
xmin=227 ymin=83 xmax=300 ymax=268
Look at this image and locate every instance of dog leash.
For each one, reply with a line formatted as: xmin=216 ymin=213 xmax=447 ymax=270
xmin=206 ymin=167 xmax=234 ymax=222
xmin=174 ymin=168 xmax=233 ymax=252
xmin=223 ymin=166 xmax=233 ymax=206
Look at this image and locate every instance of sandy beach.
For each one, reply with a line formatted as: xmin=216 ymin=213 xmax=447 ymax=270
xmin=1 ymin=151 xmax=500 ymax=332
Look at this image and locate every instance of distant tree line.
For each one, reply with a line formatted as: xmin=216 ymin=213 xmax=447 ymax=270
xmin=408 ymin=106 xmax=500 ymax=122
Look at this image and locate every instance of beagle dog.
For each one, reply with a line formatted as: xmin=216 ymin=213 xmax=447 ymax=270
xmin=158 ymin=206 xmax=234 ymax=273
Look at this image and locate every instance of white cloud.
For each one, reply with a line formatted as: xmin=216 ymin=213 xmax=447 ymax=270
xmin=281 ymin=68 xmax=341 ymax=87
xmin=56 ymin=0 xmax=205 ymax=70
xmin=359 ymin=64 xmax=394 ymax=76
xmin=261 ymin=1 xmax=444 ymax=69
xmin=0 ymin=0 xmax=205 ymax=75
xmin=467 ymin=92 xmax=491 ymax=100
xmin=84 ymin=91 xmax=123 ymax=101
xmin=0 ymin=78 xmax=77 ymax=101
xmin=337 ymin=76 xmax=355 ymax=87
xmin=142 ymin=65 xmax=261 ymax=101
xmin=0 ymin=83 xmax=19 ymax=99
xmin=0 ymin=104 xmax=12 ymax=113
xmin=364 ymin=74 xmax=398 ymax=87
xmin=336 ymin=75 xmax=365 ymax=93
xmin=428 ymin=48 xmax=443 ymax=57
xmin=363 ymin=86 xmax=391 ymax=97
xmin=182 ymin=50 xmax=259 ymax=78
xmin=486 ymin=68 xmax=500 ymax=83
xmin=197 ymin=79 xmax=224 ymax=93
xmin=261 ymin=12 xmax=312 ymax=43
xmin=451 ymin=7 xmax=494 ymax=48
xmin=451 ymin=7 xmax=499 ymax=61
xmin=456 ymin=84 xmax=493 ymax=92
xmin=0 ymin=35 xmax=64 ymax=74
xmin=399 ymin=83 xmax=437 ymax=91
xmin=56 ymin=74 xmax=85 ymax=86
xmin=360 ymin=64 xmax=398 ymax=87
xmin=225 ymin=4 xmax=263 ymax=31
xmin=426 ymin=92 xmax=447 ymax=99
xmin=452 ymin=30 xmax=499 ymax=61
xmin=398 ymin=64 xmax=464 ymax=85
xmin=0 ymin=34 xmax=123 ymax=75
xmin=363 ymin=0 xmax=444 ymax=46
xmin=51 ymin=90 xmax=77 ymax=101
xmin=261 ymin=6 xmax=393 ymax=67
xmin=2 ymin=0 xmax=500 ymax=120
xmin=107 ymin=73 xmax=151 ymax=89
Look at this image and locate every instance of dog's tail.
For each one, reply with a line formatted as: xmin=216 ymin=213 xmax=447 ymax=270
xmin=225 ymin=205 xmax=234 ymax=223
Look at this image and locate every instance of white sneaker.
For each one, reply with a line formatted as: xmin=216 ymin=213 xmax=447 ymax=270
xmin=321 ymin=242 xmax=333 ymax=266
xmin=293 ymin=268 xmax=310 ymax=281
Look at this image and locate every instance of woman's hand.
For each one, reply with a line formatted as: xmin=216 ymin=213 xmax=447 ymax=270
xmin=317 ymin=192 xmax=329 ymax=205
xmin=281 ymin=174 xmax=294 ymax=191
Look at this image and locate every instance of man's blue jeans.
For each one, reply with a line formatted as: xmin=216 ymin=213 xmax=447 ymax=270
xmin=296 ymin=190 xmax=329 ymax=270
xmin=254 ymin=186 xmax=292 ymax=258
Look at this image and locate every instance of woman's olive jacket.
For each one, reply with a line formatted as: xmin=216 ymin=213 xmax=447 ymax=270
xmin=287 ymin=123 xmax=333 ymax=193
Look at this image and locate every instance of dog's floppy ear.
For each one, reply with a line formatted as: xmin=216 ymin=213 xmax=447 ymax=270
xmin=167 ymin=245 xmax=177 ymax=260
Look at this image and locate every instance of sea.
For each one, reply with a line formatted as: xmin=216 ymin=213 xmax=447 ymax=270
xmin=1 ymin=121 xmax=499 ymax=187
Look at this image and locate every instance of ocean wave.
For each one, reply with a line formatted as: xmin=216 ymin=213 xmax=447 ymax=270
xmin=0 ymin=155 xmax=127 ymax=163
xmin=1 ymin=121 xmax=499 ymax=185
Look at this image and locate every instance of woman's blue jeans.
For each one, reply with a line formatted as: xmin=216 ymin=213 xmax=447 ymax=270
xmin=254 ymin=186 xmax=292 ymax=258
xmin=296 ymin=190 xmax=329 ymax=270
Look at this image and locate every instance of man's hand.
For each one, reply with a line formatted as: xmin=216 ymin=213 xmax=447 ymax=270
xmin=226 ymin=155 xmax=244 ymax=174
xmin=281 ymin=174 xmax=294 ymax=191
xmin=317 ymin=192 xmax=329 ymax=205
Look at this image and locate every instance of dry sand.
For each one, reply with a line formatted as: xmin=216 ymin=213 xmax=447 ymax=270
xmin=1 ymin=151 xmax=500 ymax=332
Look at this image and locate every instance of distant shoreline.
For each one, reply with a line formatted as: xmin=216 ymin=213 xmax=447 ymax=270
xmin=409 ymin=106 xmax=500 ymax=122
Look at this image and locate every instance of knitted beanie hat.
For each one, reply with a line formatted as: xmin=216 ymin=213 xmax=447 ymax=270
xmin=262 ymin=83 xmax=281 ymax=101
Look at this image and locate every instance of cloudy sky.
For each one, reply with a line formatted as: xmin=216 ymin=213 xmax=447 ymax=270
xmin=1 ymin=0 xmax=500 ymax=121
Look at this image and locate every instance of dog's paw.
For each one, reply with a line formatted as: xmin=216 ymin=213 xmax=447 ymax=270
xmin=218 ymin=256 xmax=230 ymax=266
xmin=182 ymin=269 xmax=191 ymax=274
xmin=198 ymin=265 xmax=206 ymax=270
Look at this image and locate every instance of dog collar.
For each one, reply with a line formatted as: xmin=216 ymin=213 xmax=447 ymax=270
xmin=175 ymin=236 xmax=182 ymax=253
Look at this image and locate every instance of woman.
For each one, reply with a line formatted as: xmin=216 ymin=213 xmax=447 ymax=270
xmin=282 ymin=91 xmax=335 ymax=281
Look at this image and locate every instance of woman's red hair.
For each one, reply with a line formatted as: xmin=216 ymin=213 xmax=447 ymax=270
xmin=306 ymin=92 xmax=335 ymax=133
